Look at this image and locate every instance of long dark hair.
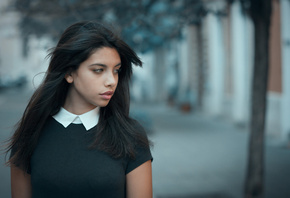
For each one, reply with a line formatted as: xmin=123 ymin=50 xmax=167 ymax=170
xmin=6 ymin=21 xmax=149 ymax=173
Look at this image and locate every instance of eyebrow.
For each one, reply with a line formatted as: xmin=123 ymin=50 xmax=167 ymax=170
xmin=89 ymin=63 xmax=121 ymax=67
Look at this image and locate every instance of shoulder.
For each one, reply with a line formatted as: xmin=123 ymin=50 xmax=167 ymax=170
xmin=125 ymin=141 xmax=153 ymax=174
xmin=125 ymin=119 xmax=153 ymax=174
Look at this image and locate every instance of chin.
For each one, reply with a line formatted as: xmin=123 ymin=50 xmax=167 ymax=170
xmin=98 ymin=102 xmax=110 ymax=107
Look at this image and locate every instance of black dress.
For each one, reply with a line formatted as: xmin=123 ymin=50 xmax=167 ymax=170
xmin=29 ymin=117 xmax=152 ymax=198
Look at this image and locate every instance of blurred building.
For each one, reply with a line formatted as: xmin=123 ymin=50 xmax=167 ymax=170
xmin=201 ymin=0 xmax=290 ymax=143
xmin=137 ymin=0 xmax=290 ymax=143
xmin=0 ymin=0 xmax=50 ymax=89
xmin=0 ymin=0 xmax=25 ymax=87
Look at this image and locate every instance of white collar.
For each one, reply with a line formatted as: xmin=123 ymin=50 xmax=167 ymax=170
xmin=52 ymin=107 xmax=99 ymax=131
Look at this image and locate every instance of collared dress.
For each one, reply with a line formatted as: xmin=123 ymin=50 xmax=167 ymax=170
xmin=25 ymin=107 xmax=152 ymax=198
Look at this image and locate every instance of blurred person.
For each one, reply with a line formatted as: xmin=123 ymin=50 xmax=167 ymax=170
xmin=6 ymin=21 xmax=152 ymax=198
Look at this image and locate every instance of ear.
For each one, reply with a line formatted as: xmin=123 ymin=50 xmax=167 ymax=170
xmin=65 ymin=73 xmax=74 ymax=83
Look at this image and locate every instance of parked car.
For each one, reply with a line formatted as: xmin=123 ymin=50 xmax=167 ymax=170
xmin=0 ymin=75 xmax=27 ymax=89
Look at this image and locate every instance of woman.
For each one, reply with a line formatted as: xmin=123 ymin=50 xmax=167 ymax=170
xmin=7 ymin=21 xmax=153 ymax=198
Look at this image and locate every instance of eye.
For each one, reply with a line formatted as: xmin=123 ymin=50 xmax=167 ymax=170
xmin=114 ymin=68 xmax=122 ymax=74
xmin=93 ymin=68 xmax=103 ymax=73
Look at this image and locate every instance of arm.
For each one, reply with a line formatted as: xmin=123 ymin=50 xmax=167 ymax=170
xmin=11 ymin=166 xmax=32 ymax=198
xmin=126 ymin=160 xmax=152 ymax=198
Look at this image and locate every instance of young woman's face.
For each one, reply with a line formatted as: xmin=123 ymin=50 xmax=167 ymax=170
xmin=65 ymin=47 xmax=121 ymax=114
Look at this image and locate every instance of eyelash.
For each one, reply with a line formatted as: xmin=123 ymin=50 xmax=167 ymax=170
xmin=93 ymin=68 xmax=121 ymax=74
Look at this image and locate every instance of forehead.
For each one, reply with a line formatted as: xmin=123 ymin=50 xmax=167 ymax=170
xmin=84 ymin=47 xmax=121 ymax=66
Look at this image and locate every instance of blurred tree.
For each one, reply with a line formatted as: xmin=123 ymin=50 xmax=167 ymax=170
xmin=10 ymin=0 xmax=212 ymax=52
xmin=11 ymin=0 xmax=192 ymax=53
xmin=239 ymin=0 xmax=272 ymax=198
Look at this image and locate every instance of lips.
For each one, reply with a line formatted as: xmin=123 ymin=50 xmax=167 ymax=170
xmin=100 ymin=91 xmax=114 ymax=95
xmin=100 ymin=91 xmax=114 ymax=100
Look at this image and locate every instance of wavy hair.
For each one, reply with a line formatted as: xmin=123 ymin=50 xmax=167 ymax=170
xmin=6 ymin=21 xmax=149 ymax=172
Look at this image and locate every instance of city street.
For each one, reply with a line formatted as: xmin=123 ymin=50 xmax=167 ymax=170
xmin=0 ymin=88 xmax=290 ymax=198
xmin=138 ymin=103 xmax=290 ymax=198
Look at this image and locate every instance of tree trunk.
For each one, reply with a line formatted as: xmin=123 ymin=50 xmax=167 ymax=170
xmin=244 ymin=0 xmax=272 ymax=198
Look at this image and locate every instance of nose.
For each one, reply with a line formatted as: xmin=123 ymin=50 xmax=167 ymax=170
xmin=104 ymin=71 xmax=117 ymax=87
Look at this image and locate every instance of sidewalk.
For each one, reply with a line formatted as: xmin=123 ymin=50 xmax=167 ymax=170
xmin=131 ymin=103 xmax=290 ymax=198
xmin=0 ymin=88 xmax=32 ymax=198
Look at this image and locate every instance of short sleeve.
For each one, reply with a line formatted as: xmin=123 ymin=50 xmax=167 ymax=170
xmin=125 ymin=144 xmax=153 ymax=174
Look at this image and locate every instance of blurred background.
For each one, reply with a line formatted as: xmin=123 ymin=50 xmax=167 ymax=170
xmin=0 ymin=0 xmax=290 ymax=198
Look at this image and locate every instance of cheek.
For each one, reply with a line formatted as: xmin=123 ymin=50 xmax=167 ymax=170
xmin=75 ymin=76 xmax=99 ymax=92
